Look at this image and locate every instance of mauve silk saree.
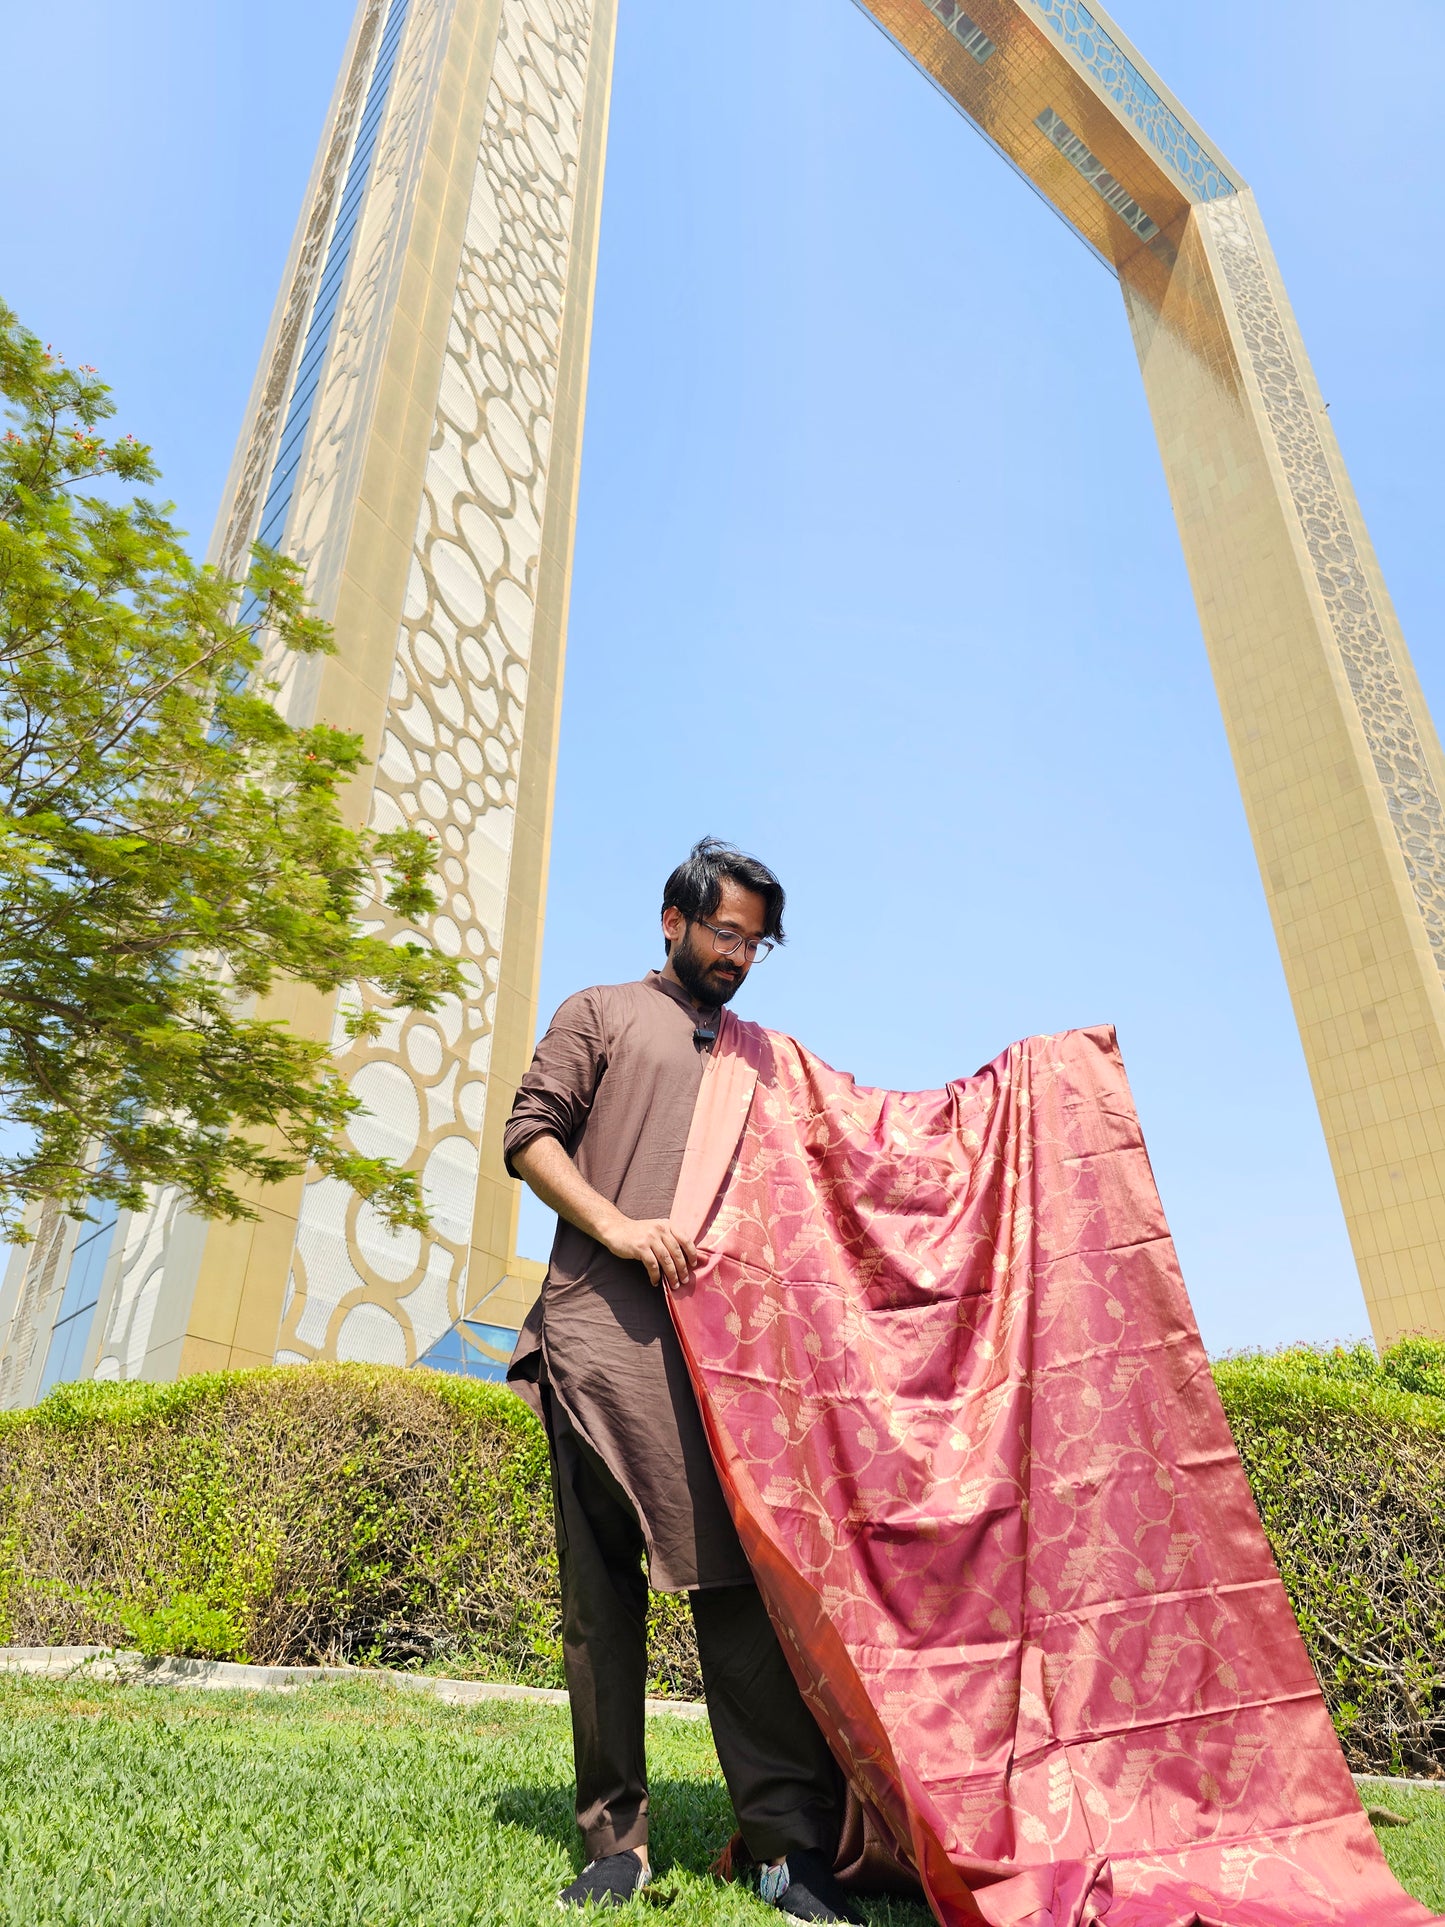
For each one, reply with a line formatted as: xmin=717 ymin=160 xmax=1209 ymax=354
xmin=666 ymin=1019 xmax=1437 ymax=1927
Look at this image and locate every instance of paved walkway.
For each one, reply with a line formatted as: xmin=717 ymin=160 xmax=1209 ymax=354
xmin=0 ymin=1644 xmax=708 ymax=1721
xmin=5 ymin=1648 xmax=1442 ymax=1792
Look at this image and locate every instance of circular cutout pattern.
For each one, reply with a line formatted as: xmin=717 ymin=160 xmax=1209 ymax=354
xmin=281 ymin=0 xmax=596 ymax=1370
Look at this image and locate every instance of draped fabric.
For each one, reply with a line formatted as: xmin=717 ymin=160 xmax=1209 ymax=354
xmin=667 ymin=1020 xmax=1436 ymax=1927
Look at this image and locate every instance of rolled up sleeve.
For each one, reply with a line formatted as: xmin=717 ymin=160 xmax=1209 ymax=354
xmin=503 ymin=989 xmax=607 ymax=1177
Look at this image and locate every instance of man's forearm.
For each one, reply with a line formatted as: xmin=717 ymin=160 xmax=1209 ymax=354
xmin=511 ymin=1134 xmax=699 ymax=1291
xmin=511 ymin=1134 xmax=621 ymax=1246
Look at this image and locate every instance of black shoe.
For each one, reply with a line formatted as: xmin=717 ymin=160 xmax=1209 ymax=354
xmin=558 ymin=1849 xmax=650 ymax=1908
xmin=758 ymin=1848 xmax=865 ymax=1922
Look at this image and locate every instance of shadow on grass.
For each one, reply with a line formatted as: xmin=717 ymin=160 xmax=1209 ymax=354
xmin=493 ymin=1782 xmax=934 ymax=1923
xmin=492 ymin=1780 xmax=575 ymax=1855
xmin=494 ymin=1777 xmax=736 ymax=1873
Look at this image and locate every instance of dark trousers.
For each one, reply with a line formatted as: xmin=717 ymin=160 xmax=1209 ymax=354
xmin=546 ymin=1389 xmax=843 ymax=1863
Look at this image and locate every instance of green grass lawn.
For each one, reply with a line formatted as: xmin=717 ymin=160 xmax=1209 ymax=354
xmin=0 ymin=1677 xmax=1436 ymax=1925
xmin=1358 ymin=1779 xmax=1445 ymax=1914
xmin=0 ymin=1678 xmax=927 ymax=1926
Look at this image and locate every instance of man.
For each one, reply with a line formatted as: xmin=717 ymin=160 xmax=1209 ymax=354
xmin=506 ymin=839 xmax=860 ymax=1920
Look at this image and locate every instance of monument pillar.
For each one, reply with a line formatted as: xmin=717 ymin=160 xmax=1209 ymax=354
xmin=851 ymin=0 xmax=1445 ymax=1343
xmin=89 ymin=0 xmax=612 ymax=1384
xmin=1126 ymin=193 xmax=1445 ymax=1343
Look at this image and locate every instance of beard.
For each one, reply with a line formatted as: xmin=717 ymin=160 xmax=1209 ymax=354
xmin=671 ymin=931 xmax=746 ymax=1006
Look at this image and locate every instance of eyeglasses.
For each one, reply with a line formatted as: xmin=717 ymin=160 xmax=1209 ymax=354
xmin=694 ymin=918 xmax=774 ymax=963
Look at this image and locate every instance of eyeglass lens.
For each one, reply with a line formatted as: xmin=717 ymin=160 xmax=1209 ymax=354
xmin=706 ymin=923 xmax=772 ymax=961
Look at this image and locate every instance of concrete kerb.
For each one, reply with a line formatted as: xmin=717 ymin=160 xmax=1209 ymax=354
xmin=0 ymin=1646 xmax=709 ymax=1722
xmin=3 ymin=1650 xmax=1442 ymax=1793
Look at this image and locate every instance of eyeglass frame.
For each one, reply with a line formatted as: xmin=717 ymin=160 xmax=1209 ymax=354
xmin=691 ymin=917 xmax=775 ymax=964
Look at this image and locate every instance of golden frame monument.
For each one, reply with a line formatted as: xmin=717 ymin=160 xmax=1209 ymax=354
xmin=1 ymin=0 xmax=1440 ymax=1402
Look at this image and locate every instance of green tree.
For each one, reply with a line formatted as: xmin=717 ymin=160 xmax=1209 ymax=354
xmin=0 ymin=302 xmax=463 ymax=1240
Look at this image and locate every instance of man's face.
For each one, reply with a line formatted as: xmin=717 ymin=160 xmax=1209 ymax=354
xmin=664 ymin=878 xmax=768 ymax=1007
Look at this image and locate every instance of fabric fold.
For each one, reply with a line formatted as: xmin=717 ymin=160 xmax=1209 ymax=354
xmin=668 ymin=1020 xmax=1437 ymax=1926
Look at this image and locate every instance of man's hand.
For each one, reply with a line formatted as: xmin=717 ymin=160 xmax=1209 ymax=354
xmin=600 ymin=1213 xmax=699 ymax=1291
xmin=511 ymin=1136 xmax=700 ymax=1289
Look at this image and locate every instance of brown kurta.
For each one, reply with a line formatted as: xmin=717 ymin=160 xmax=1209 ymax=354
xmin=505 ymin=971 xmax=751 ymax=1592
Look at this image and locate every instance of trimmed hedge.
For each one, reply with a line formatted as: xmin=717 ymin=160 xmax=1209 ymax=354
xmin=0 ymin=1367 xmax=701 ymax=1700
xmin=2 ymin=1346 xmax=1445 ymax=1773
xmin=1215 ymin=1339 xmax=1445 ymax=1777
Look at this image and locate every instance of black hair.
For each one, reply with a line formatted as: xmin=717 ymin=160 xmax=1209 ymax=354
xmin=661 ymin=837 xmax=787 ymax=955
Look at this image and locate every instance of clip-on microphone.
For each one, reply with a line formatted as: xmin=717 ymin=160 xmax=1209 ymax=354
xmin=693 ymin=1022 xmax=717 ymax=1048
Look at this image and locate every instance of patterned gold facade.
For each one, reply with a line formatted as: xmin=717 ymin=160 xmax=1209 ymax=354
xmin=0 ymin=0 xmax=1436 ymax=1400
xmin=0 ymin=0 xmax=611 ymax=1401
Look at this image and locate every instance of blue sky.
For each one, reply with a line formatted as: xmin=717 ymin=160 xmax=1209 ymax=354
xmin=6 ymin=0 xmax=1441 ymax=1350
